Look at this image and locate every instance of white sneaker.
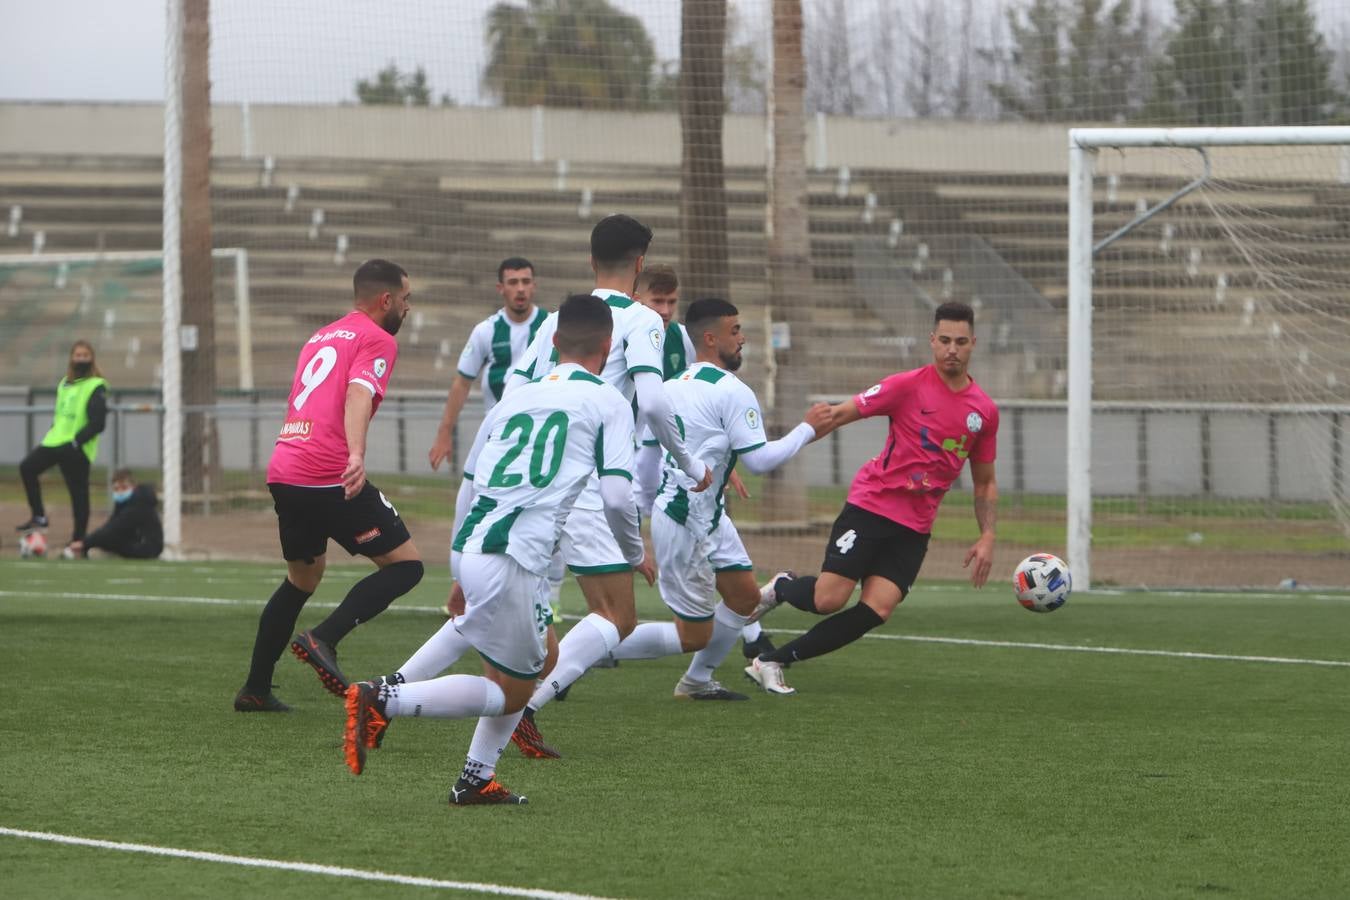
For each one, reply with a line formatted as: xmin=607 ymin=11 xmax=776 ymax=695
xmin=743 ymin=657 xmax=795 ymax=695
xmin=746 ymin=571 xmax=794 ymax=624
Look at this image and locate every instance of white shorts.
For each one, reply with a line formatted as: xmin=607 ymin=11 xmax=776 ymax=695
xmin=652 ymin=513 xmax=753 ymax=621
xmin=560 ymin=505 xmax=630 ymax=575
xmin=455 ymin=552 xmax=549 ymax=679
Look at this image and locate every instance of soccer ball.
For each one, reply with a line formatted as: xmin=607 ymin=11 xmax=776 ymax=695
xmin=18 ymin=531 xmax=48 ymax=559
xmin=1014 ymin=553 xmax=1070 ymax=613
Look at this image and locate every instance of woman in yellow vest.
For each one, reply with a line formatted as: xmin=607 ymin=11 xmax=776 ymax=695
xmin=16 ymin=340 xmax=109 ymax=549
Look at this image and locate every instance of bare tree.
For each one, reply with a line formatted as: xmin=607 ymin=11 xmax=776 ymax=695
xmin=906 ymin=0 xmax=951 ymax=118
xmin=869 ymin=0 xmax=907 ymax=118
xmin=724 ymin=1 xmax=768 ymax=114
xmin=805 ymin=0 xmax=859 ymax=114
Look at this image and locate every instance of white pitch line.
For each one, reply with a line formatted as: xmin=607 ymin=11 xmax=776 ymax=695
xmin=0 ymin=827 xmax=619 ymax=900
xmin=767 ymin=627 xmax=1350 ymax=668
xmin=0 ymin=590 xmax=447 ymax=615
xmin=4 ymin=588 xmax=1349 ymax=669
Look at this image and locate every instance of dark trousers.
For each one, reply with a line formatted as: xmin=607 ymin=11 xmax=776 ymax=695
xmin=85 ymin=533 xmax=162 ymax=560
xmin=19 ymin=444 xmax=92 ymax=541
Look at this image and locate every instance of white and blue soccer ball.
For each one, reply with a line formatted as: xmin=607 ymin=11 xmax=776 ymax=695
xmin=18 ymin=531 xmax=48 ymax=559
xmin=1014 ymin=553 xmax=1070 ymax=613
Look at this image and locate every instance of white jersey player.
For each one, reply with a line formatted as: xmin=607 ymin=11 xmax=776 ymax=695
xmin=631 ymin=264 xmax=769 ymax=664
xmin=613 ymin=297 xmax=830 ymax=698
xmin=504 ymin=216 xmax=713 ymax=759
xmin=429 ymin=258 xmax=546 ymax=471
xmin=342 ymin=294 xmax=651 ymax=806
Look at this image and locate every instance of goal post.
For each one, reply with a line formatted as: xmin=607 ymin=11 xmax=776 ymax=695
xmin=1067 ymin=126 xmax=1350 ymax=591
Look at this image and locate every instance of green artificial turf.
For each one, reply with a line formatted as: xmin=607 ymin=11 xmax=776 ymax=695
xmin=2 ymin=559 xmax=1348 ymax=898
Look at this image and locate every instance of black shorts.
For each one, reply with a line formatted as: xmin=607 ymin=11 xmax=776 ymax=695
xmin=820 ymin=502 xmax=930 ymax=593
xmin=268 ymin=481 xmax=411 ymax=562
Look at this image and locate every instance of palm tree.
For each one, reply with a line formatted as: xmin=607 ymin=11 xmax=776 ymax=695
xmin=680 ymin=0 xmax=730 ymax=301
xmin=483 ymin=0 xmax=659 ymax=109
xmin=764 ymin=0 xmax=812 ymax=525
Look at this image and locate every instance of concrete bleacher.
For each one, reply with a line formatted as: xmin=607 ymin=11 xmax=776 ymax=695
xmin=3 ymin=153 xmax=1347 ymax=404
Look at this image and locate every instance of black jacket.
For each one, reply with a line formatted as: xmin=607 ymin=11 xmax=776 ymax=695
xmin=86 ymin=484 xmax=163 ymax=555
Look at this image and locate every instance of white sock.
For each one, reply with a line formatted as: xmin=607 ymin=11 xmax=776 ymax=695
xmin=529 ymin=612 xmax=620 ymax=711
xmin=385 ymin=674 xmax=505 ymax=719
xmin=396 ymin=619 xmax=472 ymax=683
xmin=463 ymin=708 xmax=526 ymax=782
xmin=742 ymin=620 xmax=763 ymax=643
xmin=685 ymin=602 xmax=749 ymax=684
xmin=612 ymin=621 xmax=684 ymax=660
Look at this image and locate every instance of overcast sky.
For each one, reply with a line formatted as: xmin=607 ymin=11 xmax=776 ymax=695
xmin=0 ymin=0 xmax=691 ymax=106
xmin=4 ymin=1 xmax=1348 ymax=107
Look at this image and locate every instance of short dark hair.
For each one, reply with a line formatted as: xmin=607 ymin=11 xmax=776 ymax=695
xmin=555 ymin=293 xmax=613 ymax=357
xmin=112 ymin=467 xmax=135 ymax=483
xmin=636 ymin=262 xmax=678 ymax=295
xmin=590 ymin=214 xmax=653 ymax=271
xmin=497 ymin=257 xmax=534 ymax=282
xmin=353 ymin=259 xmax=408 ymax=298
xmin=684 ymin=297 xmax=739 ymax=340
xmin=934 ymin=301 xmax=975 ymax=328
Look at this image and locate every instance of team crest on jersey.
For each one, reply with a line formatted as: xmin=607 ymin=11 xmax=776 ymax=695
xmin=967 ymin=411 xmax=983 ymax=433
xmin=374 ymin=358 xmax=387 ymax=378
xmin=649 ymin=328 xmax=662 ymax=350
xmin=746 ymin=408 xmax=760 ymax=430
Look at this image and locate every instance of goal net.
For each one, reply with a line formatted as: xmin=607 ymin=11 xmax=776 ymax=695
xmin=1069 ymin=129 xmax=1350 ymax=591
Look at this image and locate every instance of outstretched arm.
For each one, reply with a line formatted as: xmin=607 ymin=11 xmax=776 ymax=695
xmin=738 ymin=403 xmax=832 ymax=475
xmin=964 ymin=461 xmax=998 ymax=588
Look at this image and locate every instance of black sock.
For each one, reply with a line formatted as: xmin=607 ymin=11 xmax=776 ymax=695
xmin=763 ymin=602 xmax=885 ymax=665
xmin=244 ymin=580 xmax=312 ymax=694
xmin=777 ymin=575 xmax=820 ymax=613
xmin=311 ymin=560 xmax=424 ymax=645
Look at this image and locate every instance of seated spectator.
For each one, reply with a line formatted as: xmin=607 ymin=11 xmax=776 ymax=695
xmin=66 ymin=469 xmax=163 ymax=560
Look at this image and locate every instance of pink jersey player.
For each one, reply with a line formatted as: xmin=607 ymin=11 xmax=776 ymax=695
xmin=848 ymin=363 xmax=999 ymax=533
xmin=742 ymin=302 xmax=1001 ymax=696
xmin=267 ymin=310 xmax=399 ymax=486
xmin=238 ymin=260 xmax=424 ymax=716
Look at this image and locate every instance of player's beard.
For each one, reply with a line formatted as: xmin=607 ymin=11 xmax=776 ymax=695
xmin=381 ymin=307 xmax=406 ymax=335
xmin=719 ymin=348 xmax=743 ymax=371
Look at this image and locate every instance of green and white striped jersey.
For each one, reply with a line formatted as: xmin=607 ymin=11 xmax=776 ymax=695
xmin=513 ymin=289 xmax=665 ymax=404
xmin=456 ymin=306 xmax=549 ymax=412
xmin=454 ymin=363 xmax=637 ymax=575
xmin=654 ymin=361 xmax=767 ymax=534
xmin=512 ymin=289 xmax=664 ymax=510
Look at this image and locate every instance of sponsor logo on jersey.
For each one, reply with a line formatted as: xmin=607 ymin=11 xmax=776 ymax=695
xmin=966 ymin=411 xmax=984 ymax=433
xmin=354 ymin=527 xmax=382 ymax=544
xmin=373 ymin=358 xmax=387 ymax=378
xmin=863 ymin=383 xmax=882 ymax=399
xmin=307 ymin=328 xmax=358 ymax=344
xmin=277 ymin=419 xmax=313 ymax=439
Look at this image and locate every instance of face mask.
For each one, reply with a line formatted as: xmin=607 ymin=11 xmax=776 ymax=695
xmin=72 ymin=362 xmax=92 ymax=377
xmin=113 ymin=489 xmax=133 ymax=504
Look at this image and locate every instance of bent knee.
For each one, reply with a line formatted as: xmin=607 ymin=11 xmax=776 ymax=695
xmin=815 ymin=592 xmax=851 ymax=614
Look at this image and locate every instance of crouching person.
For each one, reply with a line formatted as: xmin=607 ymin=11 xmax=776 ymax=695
xmin=67 ymin=468 xmax=163 ymax=560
